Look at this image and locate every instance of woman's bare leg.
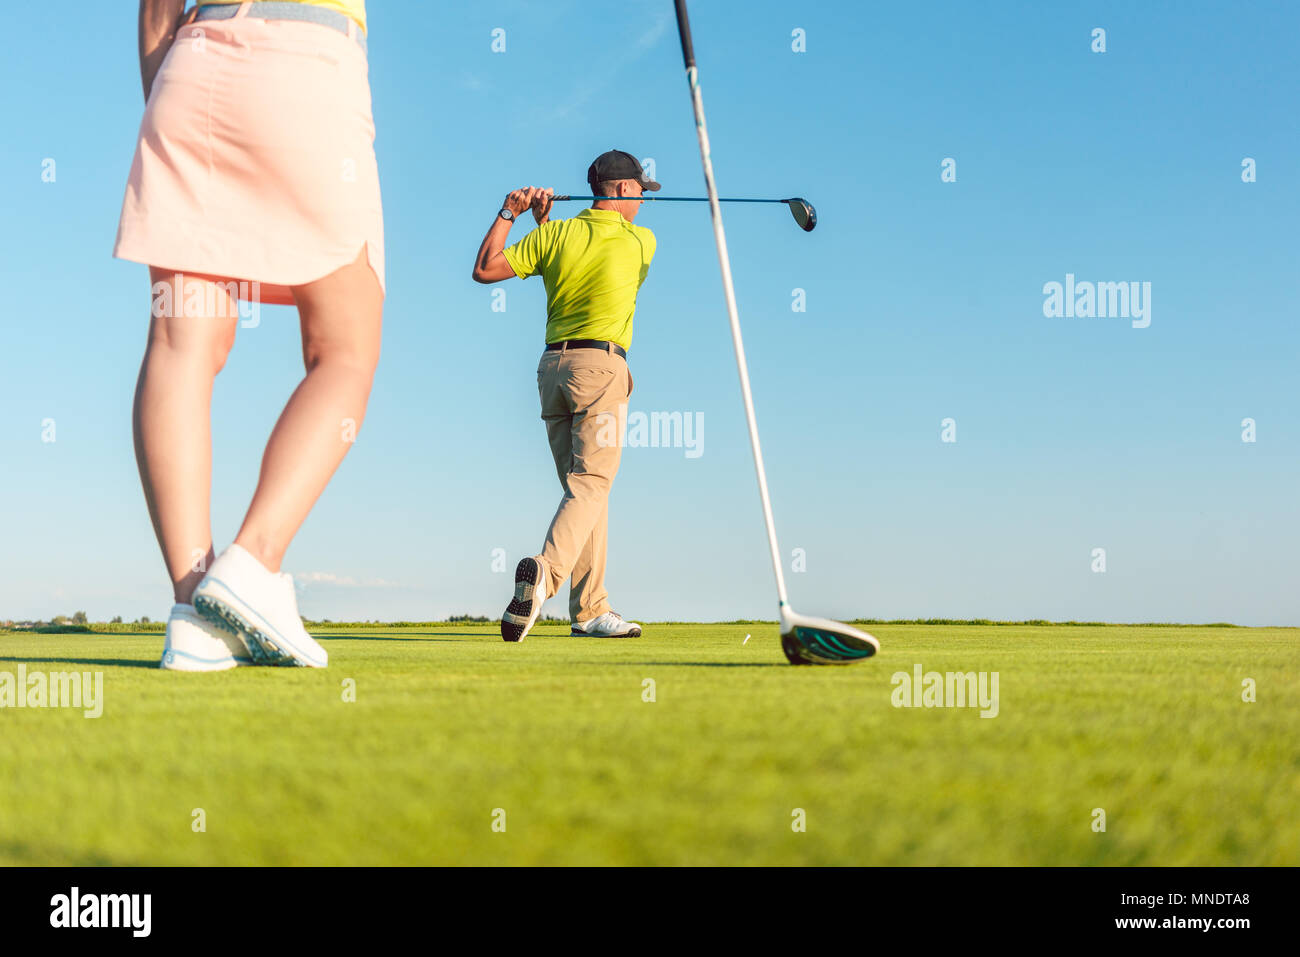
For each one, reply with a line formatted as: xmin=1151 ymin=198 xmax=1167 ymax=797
xmin=234 ymin=249 xmax=383 ymax=572
xmin=133 ymin=270 xmax=239 ymax=603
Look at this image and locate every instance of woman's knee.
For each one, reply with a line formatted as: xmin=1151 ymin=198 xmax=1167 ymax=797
xmin=301 ymin=332 xmax=381 ymax=380
xmin=147 ymin=314 xmax=237 ymax=374
xmin=294 ymin=251 xmax=384 ymax=378
xmin=145 ymin=271 xmax=239 ymax=373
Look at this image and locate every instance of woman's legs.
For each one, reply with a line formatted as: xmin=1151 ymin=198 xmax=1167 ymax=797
xmin=234 ymin=249 xmax=383 ymax=572
xmin=133 ymin=270 xmax=239 ymax=604
xmin=135 ymin=251 xmax=381 ymax=601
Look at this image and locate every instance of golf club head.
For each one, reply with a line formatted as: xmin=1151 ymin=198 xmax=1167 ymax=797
xmin=779 ymin=605 xmax=879 ymax=665
xmin=783 ymin=198 xmax=817 ymax=232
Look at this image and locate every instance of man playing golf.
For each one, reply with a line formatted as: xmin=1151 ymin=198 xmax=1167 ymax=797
xmin=472 ymin=149 xmax=659 ymax=642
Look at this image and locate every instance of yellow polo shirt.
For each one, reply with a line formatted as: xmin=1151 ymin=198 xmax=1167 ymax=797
xmin=199 ymin=0 xmax=366 ymax=33
xmin=502 ymin=209 xmax=656 ymax=352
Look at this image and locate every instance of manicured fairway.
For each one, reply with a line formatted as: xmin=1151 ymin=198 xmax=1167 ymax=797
xmin=1 ymin=622 xmax=1296 ymax=865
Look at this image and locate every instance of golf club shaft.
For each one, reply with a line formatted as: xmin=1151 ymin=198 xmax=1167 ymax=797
xmin=674 ymin=0 xmax=790 ymax=608
xmin=551 ymin=195 xmax=790 ymax=204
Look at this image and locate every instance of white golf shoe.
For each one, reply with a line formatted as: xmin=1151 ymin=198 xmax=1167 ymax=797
xmin=192 ymin=544 xmax=329 ymax=668
xmin=501 ymin=557 xmax=548 ymax=642
xmin=571 ymin=611 xmax=642 ymax=638
xmin=160 ymin=603 xmax=253 ymax=671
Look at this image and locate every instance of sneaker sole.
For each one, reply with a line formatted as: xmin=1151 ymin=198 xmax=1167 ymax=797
xmin=501 ymin=558 xmax=545 ymax=643
xmin=569 ymin=626 xmax=642 ymax=638
xmin=159 ymin=647 xmax=248 ymax=672
xmin=193 ymin=577 xmax=326 ymax=668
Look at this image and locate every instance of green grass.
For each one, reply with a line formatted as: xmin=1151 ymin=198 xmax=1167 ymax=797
xmin=1 ymin=622 xmax=1296 ymax=865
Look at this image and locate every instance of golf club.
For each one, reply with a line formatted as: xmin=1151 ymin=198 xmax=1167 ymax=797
xmin=551 ymin=194 xmax=817 ymax=232
xmin=673 ymin=0 xmax=878 ymax=665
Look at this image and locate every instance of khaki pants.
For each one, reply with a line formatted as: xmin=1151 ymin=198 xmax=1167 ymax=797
xmin=535 ymin=344 xmax=632 ymax=622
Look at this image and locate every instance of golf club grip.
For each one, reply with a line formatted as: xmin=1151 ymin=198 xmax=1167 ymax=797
xmin=674 ymin=0 xmax=696 ymax=69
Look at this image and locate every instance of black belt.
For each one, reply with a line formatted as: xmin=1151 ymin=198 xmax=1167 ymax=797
xmin=545 ymin=339 xmax=627 ymax=360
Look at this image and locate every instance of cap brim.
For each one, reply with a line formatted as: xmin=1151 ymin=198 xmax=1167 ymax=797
xmin=641 ymin=180 xmax=661 ymax=192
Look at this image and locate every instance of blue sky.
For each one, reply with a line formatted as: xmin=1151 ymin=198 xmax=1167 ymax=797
xmin=1 ymin=0 xmax=1296 ymax=625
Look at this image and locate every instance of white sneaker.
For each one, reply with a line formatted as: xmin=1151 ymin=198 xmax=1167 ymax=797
xmin=501 ymin=557 xmax=548 ymax=642
xmin=160 ymin=603 xmax=253 ymax=671
xmin=192 ymin=544 xmax=329 ymax=668
xmin=571 ymin=611 xmax=642 ymax=638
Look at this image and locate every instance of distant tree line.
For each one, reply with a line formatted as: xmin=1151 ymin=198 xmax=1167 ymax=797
xmin=2 ymin=611 xmax=155 ymax=632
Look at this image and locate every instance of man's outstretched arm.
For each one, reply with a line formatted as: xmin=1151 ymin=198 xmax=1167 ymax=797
xmin=472 ymin=187 xmax=554 ymax=283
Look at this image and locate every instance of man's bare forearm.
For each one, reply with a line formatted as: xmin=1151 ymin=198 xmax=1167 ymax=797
xmin=138 ymin=0 xmax=187 ymax=102
xmin=473 ymin=215 xmax=516 ymax=280
xmin=472 ymin=187 xmax=551 ymax=282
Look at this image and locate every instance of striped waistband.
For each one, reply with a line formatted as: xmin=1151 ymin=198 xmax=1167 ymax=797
xmin=195 ymin=3 xmax=367 ymax=54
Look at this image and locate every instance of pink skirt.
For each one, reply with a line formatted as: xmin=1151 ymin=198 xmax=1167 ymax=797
xmin=114 ymin=10 xmax=384 ymax=306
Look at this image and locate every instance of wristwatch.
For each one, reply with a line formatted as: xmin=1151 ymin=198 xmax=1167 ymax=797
xmin=498 ymin=208 xmax=516 ymax=222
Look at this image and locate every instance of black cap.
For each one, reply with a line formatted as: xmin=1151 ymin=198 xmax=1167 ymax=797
xmin=587 ymin=149 xmax=661 ymax=193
